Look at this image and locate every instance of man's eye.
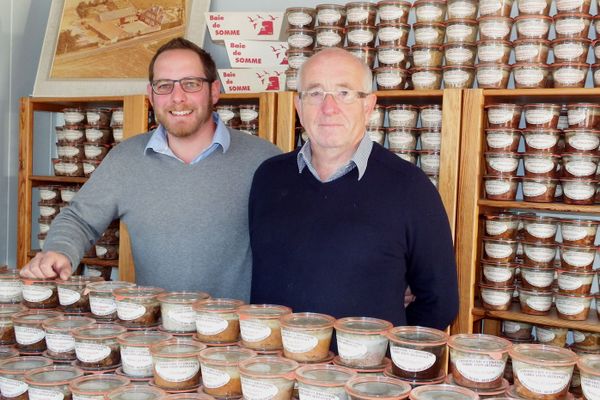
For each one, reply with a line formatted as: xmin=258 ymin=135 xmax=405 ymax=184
xmin=308 ymin=90 xmax=323 ymax=98
xmin=156 ymin=82 xmax=172 ymax=90
xmin=183 ymin=80 xmax=201 ymax=89
xmin=337 ymin=90 xmax=350 ymax=98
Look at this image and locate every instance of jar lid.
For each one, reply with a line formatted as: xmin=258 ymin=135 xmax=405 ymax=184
xmin=113 ymin=286 xmax=165 ymax=300
xmin=578 ymin=354 xmax=600 ymax=376
xmin=509 ymin=344 xmax=578 ymax=366
xmin=13 ymin=309 xmax=63 ymax=324
xmin=42 ymin=315 xmax=96 ymax=331
xmin=192 ymin=298 xmax=245 ymax=313
xmin=106 ymin=385 xmax=167 ymax=399
xmin=345 ymin=376 xmax=411 ymax=400
xmin=0 ymin=356 xmax=53 ymax=374
xmin=199 ymin=345 xmax=257 ymax=365
xmin=87 ymin=280 xmax=135 ymax=293
xmin=239 ymin=355 xmax=299 ymax=378
xmin=479 ymin=283 xmax=515 ymax=291
xmin=296 ymin=364 xmax=356 ymax=386
xmin=21 ymin=277 xmax=56 ymax=284
xmin=117 ymin=330 xmax=173 ymax=346
xmin=24 ymin=365 xmax=84 ymax=386
xmin=151 ymin=338 xmax=207 ymax=358
xmin=0 ymin=304 xmax=26 ymax=317
xmin=237 ymin=304 xmax=292 ymax=319
xmin=280 ymin=312 xmax=335 ymax=330
xmin=409 ymin=384 xmax=479 ymax=400
xmin=554 ymin=12 xmax=593 ymax=19
xmin=448 ymin=333 xmax=512 ymax=355
xmin=334 ymin=317 xmax=393 ymax=335
xmin=56 ymin=275 xmax=103 ymax=286
xmin=386 ymin=326 xmax=448 ymax=346
xmin=72 ymin=323 xmax=127 ymax=340
xmin=514 ymin=38 xmax=551 ymax=45
xmin=69 ymin=374 xmax=130 ymax=394
xmin=0 ymin=270 xmax=20 ymax=280
xmin=560 ymin=218 xmax=600 ymax=226
xmin=157 ymin=291 xmax=210 ymax=304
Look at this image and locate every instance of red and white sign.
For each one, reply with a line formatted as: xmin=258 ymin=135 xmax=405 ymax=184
xmin=225 ymin=41 xmax=289 ymax=68
xmin=218 ymin=69 xmax=287 ymax=93
xmin=206 ymin=12 xmax=284 ymax=41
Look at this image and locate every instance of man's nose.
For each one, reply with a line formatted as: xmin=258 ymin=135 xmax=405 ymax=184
xmin=321 ymin=93 xmax=340 ymax=113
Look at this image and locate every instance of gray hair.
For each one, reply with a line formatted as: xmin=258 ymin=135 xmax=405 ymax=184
xmin=296 ymin=48 xmax=373 ymax=93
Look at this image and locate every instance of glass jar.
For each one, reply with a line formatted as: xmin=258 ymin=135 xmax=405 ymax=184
xmin=150 ymin=338 xmax=206 ymax=391
xmin=280 ymin=312 xmax=335 ymax=363
xmin=420 ymin=128 xmax=441 ymax=151
xmin=561 ymin=177 xmax=598 ymax=205
xmin=484 ymin=128 xmax=521 ymax=152
xmin=239 ymin=356 xmax=299 ymax=400
xmin=118 ymin=330 xmax=172 ymax=378
xmin=484 ymin=152 xmax=520 ymax=176
xmin=552 ymin=63 xmax=589 ymax=88
xmin=334 ymin=317 xmax=392 ymax=369
xmin=521 ymin=240 xmax=557 ymax=267
xmin=374 ymin=67 xmax=408 ymax=90
xmin=106 ymin=385 xmax=166 ymax=399
xmin=193 ymin=298 xmax=244 ymax=344
xmin=522 ymin=215 xmax=558 ymax=242
xmin=42 ymin=315 xmax=95 ymax=360
xmin=559 ymin=243 xmax=597 ymax=270
xmin=554 ymin=13 xmax=592 ymax=39
xmin=199 ymin=346 xmax=257 ymax=398
xmin=555 ymin=291 xmax=593 ymax=321
xmin=446 ymin=19 xmax=478 ymax=43
xmin=483 ymin=213 xmax=519 ymax=239
xmin=285 ymin=7 xmax=316 ymax=29
xmin=0 ymin=356 xmax=53 ymax=400
xmin=72 ymin=323 xmax=127 ymax=370
xmin=560 ymin=218 xmax=599 ymax=246
xmin=520 ymin=266 xmax=555 ymax=290
xmin=376 ymin=1 xmax=411 ymax=24
xmin=409 ymin=384 xmax=478 ymax=400
xmin=481 ymin=260 xmax=517 ymax=286
xmin=563 ymin=128 xmax=600 ymax=152
xmin=69 ymin=374 xmax=130 ymax=400
xmin=87 ymin=280 xmax=135 ymax=321
xmin=21 ymin=278 xmax=58 ymax=309
xmin=315 ymin=4 xmax=346 ymax=27
xmin=12 ymin=309 xmax=62 ymax=353
xmin=514 ymin=39 xmax=550 ymax=63
xmin=411 ymin=67 xmax=443 ymax=90
xmin=447 ymin=0 xmax=478 ymax=19
xmin=377 ymin=45 xmax=409 ymax=68
xmin=296 ymin=364 xmax=356 ymax=400
xmin=443 ymin=65 xmax=475 ymax=89
xmin=413 ymin=22 xmax=446 ymax=46
xmin=287 ymin=29 xmax=315 ymax=51
xmin=377 ymin=23 xmax=410 ymax=46
xmin=476 ymin=64 xmax=511 ymax=89
xmin=114 ymin=286 xmax=164 ymax=328
xmin=444 ymin=43 xmax=477 ymax=66
xmin=420 ymin=105 xmax=443 ymax=128
xmin=503 ymin=320 xmax=533 ymax=340
xmin=345 ymin=376 xmax=411 ymax=400
xmin=480 ymin=284 xmax=515 ymax=311
xmin=158 ymin=291 xmax=210 ymax=334
xmin=412 ymin=45 xmax=444 ymax=68
xmin=0 ymin=304 xmax=25 ymax=345
xmin=56 ymin=275 xmax=103 ymax=313
xmin=518 ymin=287 xmax=553 ymax=315
xmin=0 ymin=271 xmax=23 ymax=304
xmin=237 ymin=304 xmax=291 ymax=352
xmin=513 ymin=63 xmax=550 ymax=88
xmin=24 ymin=365 xmax=84 ymax=400
xmin=477 ymin=40 xmax=512 ymax=64
xmin=478 ymin=16 xmax=513 ymax=41
xmin=414 ymin=0 xmax=447 ymax=23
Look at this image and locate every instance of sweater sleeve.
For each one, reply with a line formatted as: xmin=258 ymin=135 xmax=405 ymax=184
xmin=404 ymin=173 xmax=459 ymax=330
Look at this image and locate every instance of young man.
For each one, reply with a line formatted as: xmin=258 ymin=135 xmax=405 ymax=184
xmin=20 ymin=38 xmax=280 ymax=300
xmin=249 ymin=48 xmax=458 ymax=328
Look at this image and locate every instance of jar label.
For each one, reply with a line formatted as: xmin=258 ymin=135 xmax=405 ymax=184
xmin=86 ymin=129 xmax=103 ymax=141
xmin=526 ymin=295 xmax=552 ymax=311
xmin=196 ymin=314 xmax=229 ymax=335
xmin=515 ymin=68 xmax=545 ymax=86
xmin=522 ymin=270 xmax=554 ymax=288
xmin=594 ymin=69 xmax=600 ymax=84
xmin=503 ymin=321 xmax=521 ymax=333
xmin=556 ymin=19 xmax=585 ymax=35
xmin=420 ymin=154 xmax=440 ymax=174
xmin=288 ymin=12 xmax=312 ymax=27
xmin=317 ymin=9 xmax=341 ymax=24
xmin=337 ymin=335 xmax=368 ymax=359
xmin=449 ymin=2 xmax=476 ymax=18
xmin=563 ymin=182 xmax=595 ymax=200
xmin=14 ymin=326 xmax=45 ymax=345
xmin=368 ymin=130 xmax=385 ymax=144
xmin=376 ymin=72 xmax=402 ymax=88
xmin=525 ymin=223 xmax=556 ymax=239
xmin=59 ymin=145 xmax=82 ymax=158
xmin=447 ymin=25 xmax=473 ymax=41
xmin=378 ymin=49 xmax=405 ymax=64
xmin=517 ymin=20 xmax=549 ymax=37
xmin=299 ymin=386 xmax=339 ymax=400
xmin=240 ymin=319 xmax=272 ymax=342
xmin=167 ymin=305 xmax=196 ymax=325
xmin=22 ymin=284 xmax=52 ymax=302
xmin=421 ymin=132 xmax=441 ymax=150
xmin=378 ymin=27 xmax=402 ymax=42
xmin=526 ymin=109 xmax=554 ymax=125
xmin=56 ymin=163 xmax=79 ymax=174
xmin=479 ymin=0 xmax=502 ymax=15
xmin=574 ymin=330 xmax=587 ymax=342
xmin=581 ymin=376 xmax=600 ymax=400
xmin=112 ymin=128 xmax=123 ymax=141
xmin=347 ymin=8 xmax=369 ymax=23
xmin=561 ymin=225 xmax=588 ymax=242
xmin=416 ymin=5 xmax=443 ymax=21
xmin=486 ymin=220 xmax=509 ymax=236
xmin=489 ymin=157 xmax=519 ymax=173
xmin=519 ymin=0 xmax=547 ymax=13
xmin=390 ymin=347 xmax=436 ymax=372
xmin=485 ymin=180 xmax=511 ymax=196
xmin=379 ymin=5 xmax=403 ymax=21
xmin=525 ymin=158 xmax=555 ymax=173
xmin=481 ymin=289 xmax=511 ymax=306
xmin=0 ymin=280 xmax=23 ymax=302
xmin=524 ymin=246 xmax=555 ymax=262
xmin=0 ymin=376 xmax=29 ymax=398
xmin=90 ymin=296 xmax=117 ymax=316
xmin=478 ymin=69 xmax=504 ymax=86
xmin=478 ymin=45 xmax=504 ymax=62
xmin=557 ymin=0 xmax=584 ymax=9
xmin=568 ymin=134 xmax=600 ymax=151
xmin=84 ymin=146 xmax=102 ymax=158
xmin=455 ymin=358 xmax=505 ymax=382
xmin=121 ymin=346 xmax=153 ymax=376
xmin=58 ymin=287 xmax=81 ymax=306
xmin=389 ymin=110 xmax=417 ymax=126
xmin=288 ymin=34 xmax=313 ymax=49
xmin=75 ymin=342 xmax=111 ymax=363
xmin=555 ymin=68 xmax=586 ymax=85
xmin=515 ymin=45 xmax=540 ymax=61
xmin=286 ymin=76 xmax=298 ymax=91
xmin=523 ymin=181 xmax=548 ymax=197
xmin=316 ymin=31 xmax=342 ymax=47
xmin=28 ymin=387 xmax=64 ymax=400
xmin=515 ymin=364 xmax=571 ymax=395
xmin=64 ymin=129 xmax=84 ymax=140
xmin=281 ymin=329 xmax=318 ymax=353
xmin=568 ymin=109 xmax=587 ymax=125
xmin=562 ymin=250 xmax=595 ymax=267
xmin=480 ymin=22 xmax=510 ymax=39
xmin=241 ymin=376 xmax=279 ymax=400
xmin=446 ymin=47 xmax=473 ymax=64
xmin=483 ymin=266 xmax=512 ymax=282
xmin=444 ymin=70 xmax=470 ymax=86
xmin=46 ymin=332 xmax=75 ymax=352
xmin=525 ymin=133 xmax=558 ymax=149
xmin=566 ymin=160 xmax=596 ymax=177
xmin=536 ymin=327 xmax=555 ymax=342
xmin=412 ymin=71 xmax=438 ymax=87
xmin=415 ymin=28 xmax=439 ymax=44
xmin=116 ymin=301 xmax=146 ymax=321
xmin=413 ymin=51 xmax=432 ymax=66
xmin=39 ymin=205 xmax=58 ymax=218
xmin=288 ymin=55 xmax=309 ymax=69
xmin=558 ymin=274 xmax=585 ymax=290
xmin=486 ymin=132 xmax=514 ymax=148
xmin=389 ymin=132 xmax=416 ymax=147
xmin=555 ymin=44 xmax=584 ymax=61
xmin=557 ymin=296 xmax=586 ymax=315
xmin=40 ymin=222 xmax=50 ymax=234
xmin=156 ymin=359 xmax=200 ymax=383
xmin=421 ymin=109 xmax=443 ymax=125
xmin=39 ymin=189 xmax=58 ymax=201
xmin=201 ymin=365 xmax=230 ymax=388
xmin=73 ymin=394 xmax=103 ymax=400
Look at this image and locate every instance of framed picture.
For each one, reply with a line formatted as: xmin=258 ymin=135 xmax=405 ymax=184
xmin=33 ymin=0 xmax=211 ymax=97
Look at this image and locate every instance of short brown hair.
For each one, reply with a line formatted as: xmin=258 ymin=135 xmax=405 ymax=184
xmin=148 ymin=37 xmax=217 ymax=83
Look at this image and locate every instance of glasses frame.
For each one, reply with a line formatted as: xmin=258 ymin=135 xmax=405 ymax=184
xmin=298 ymin=89 xmax=370 ymax=105
xmin=150 ymin=76 xmax=212 ymax=95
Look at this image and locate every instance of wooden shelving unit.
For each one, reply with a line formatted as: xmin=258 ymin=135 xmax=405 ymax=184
xmin=453 ymin=88 xmax=600 ymax=335
xmin=218 ymin=92 xmax=277 ymax=146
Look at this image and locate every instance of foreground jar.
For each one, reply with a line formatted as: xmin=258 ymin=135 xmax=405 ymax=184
xmin=0 ymin=304 xmax=25 ymax=345
xmin=106 ymin=385 xmax=167 ymax=399
xmin=334 ymin=317 xmax=392 ymax=368
xmin=0 ymin=356 xmax=53 ymax=400
xmin=87 ymin=280 xmax=135 ymax=321
xmin=43 ymin=315 xmax=95 ymax=360
xmin=239 ymin=356 xmax=299 ymax=400
xmin=21 ymin=278 xmax=58 ymax=309
xmin=578 ymin=354 xmax=600 ymax=400
xmin=12 ymin=309 xmax=62 ymax=353
xmin=193 ymin=298 xmax=244 ymax=344
xmin=409 ymin=384 xmax=478 ymax=400
xmin=296 ymin=364 xmax=356 ymax=400
xmin=280 ymin=312 xmax=334 ymax=363
xmin=24 ymin=365 xmax=84 ymax=400
xmin=73 ymin=323 xmax=126 ymax=370
xmin=158 ymin=291 xmax=210 ymax=333
xmin=114 ymin=286 xmax=164 ymax=328
xmin=345 ymin=376 xmax=411 ymax=400
xmin=237 ymin=304 xmax=291 ymax=352
xmin=151 ymin=338 xmax=206 ymax=391
xmin=199 ymin=346 xmax=256 ymax=398
xmin=56 ymin=275 xmax=103 ymax=313
xmin=118 ymin=330 xmax=173 ymax=378
xmin=0 ymin=271 xmax=23 ymax=304
xmin=69 ymin=374 xmax=130 ymax=400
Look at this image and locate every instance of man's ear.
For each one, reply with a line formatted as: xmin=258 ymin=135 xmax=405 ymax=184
xmin=363 ymin=93 xmax=377 ymax=119
xmin=294 ymin=93 xmax=303 ymax=127
xmin=211 ymin=80 xmax=221 ymax=106
xmin=146 ymin=84 xmax=154 ymax=108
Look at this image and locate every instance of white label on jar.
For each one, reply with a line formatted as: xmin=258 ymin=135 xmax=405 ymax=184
xmin=519 ymin=0 xmax=547 ymax=13
xmin=517 ymin=20 xmax=549 ymax=38
xmin=39 ymin=206 xmax=57 ymax=217
xmin=486 ymin=132 xmax=514 ymax=148
xmin=536 ymin=327 xmax=555 ymax=342
xmin=563 ymin=182 xmax=595 ymax=200
xmin=379 ymin=5 xmax=403 ymax=21
xmin=526 ymin=223 xmax=556 ymax=239
xmin=121 ymin=346 xmax=153 ymax=376
xmin=22 ymin=284 xmax=52 ymax=302
xmin=58 ymin=287 xmax=80 ymax=306
xmin=390 ymin=347 xmax=436 ymax=372
xmin=337 ymin=336 xmax=368 ymax=359
xmin=241 ymin=376 xmax=279 ymax=400
xmin=56 ymin=162 xmax=79 ymax=174
xmin=347 ymin=8 xmax=369 ymax=23
xmin=568 ymin=134 xmax=600 ymax=151
xmin=389 ymin=110 xmax=416 ymax=126
xmin=316 ymin=31 xmax=342 ymax=47
xmin=415 ymin=28 xmax=439 ymax=44
xmin=317 ymin=9 xmax=341 ymax=24
xmin=488 ymin=109 xmax=514 ymax=125
xmin=40 ymin=222 xmax=50 ymax=234
xmin=168 ymin=305 xmax=196 ymax=324
xmin=478 ymin=69 xmax=504 ymax=86
xmin=83 ymin=163 xmax=96 ymax=175
xmin=574 ymin=331 xmax=587 ymax=342
xmin=526 ymin=109 xmax=553 ymax=125
xmin=39 ymin=189 xmax=57 ymax=201
xmin=486 ymin=220 xmax=509 ymax=236
xmin=556 ymin=19 xmax=585 ymax=36
xmin=522 ymin=270 xmax=554 ymax=288
xmin=558 ymin=274 xmax=584 ymax=290
xmin=420 ymin=154 xmax=440 ymax=173
xmin=0 ymin=376 xmax=28 ymax=397
xmin=581 ymin=376 xmax=600 ymax=400
xmin=562 ymin=250 xmax=595 ymax=267
xmin=413 ymin=51 xmax=432 ymax=66
xmin=64 ymin=129 xmax=84 ymax=141
xmin=84 ymin=146 xmax=102 ymax=158
xmin=523 ymin=182 xmax=548 ymax=197
xmin=196 ymin=314 xmax=229 ymax=335
xmin=85 ymin=129 xmax=103 ymax=141
xmin=90 ymin=296 xmax=116 ymax=316
xmin=525 ymin=158 xmax=555 ymax=174
xmin=58 ymin=145 xmax=81 ymax=158
xmin=412 ymin=71 xmax=438 ymax=87
xmin=449 ymin=2 xmax=476 ymax=18
xmin=479 ymin=45 xmax=504 ymax=62
xmin=421 ymin=132 xmax=441 ymax=149
xmin=378 ymin=49 xmax=405 ymax=64
xmin=455 ymin=358 xmax=505 ymax=382
xmin=368 ymin=130 xmax=385 ymax=144
xmin=555 ymin=297 xmax=585 ymax=316
xmin=282 ymin=330 xmax=318 ymax=353
xmin=46 ymin=332 xmax=75 ymax=353
xmin=481 ymin=289 xmax=511 ymax=306
xmin=566 ymin=160 xmax=596 ymax=177
xmin=561 ymin=225 xmax=588 ymax=242
xmin=557 ymin=0 xmax=583 ymax=9
xmin=288 ymin=12 xmax=312 ymax=27
xmin=201 ymin=365 xmax=230 ymax=388
xmin=0 ymin=280 xmax=23 ymax=301
xmin=524 ymin=246 xmax=555 ymax=262
xmin=504 ymin=321 xmax=521 ymax=333
xmin=489 ymin=158 xmax=519 ymax=172
xmin=286 ymin=76 xmax=298 ymax=91
xmin=515 ymin=68 xmax=544 ymax=86
xmin=75 ymin=342 xmax=111 ymax=363
xmin=555 ymin=68 xmax=586 ymax=85
xmin=594 ymin=69 xmax=600 ymax=85
xmin=74 ymin=394 xmax=103 ymax=400
xmin=483 ymin=266 xmax=512 ymax=282
xmin=516 ymin=45 xmax=540 ymax=61
xmin=444 ymin=70 xmax=470 ymax=86
xmin=447 ymin=25 xmax=473 ymax=41
xmin=113 ymin=128 xmax=123 ymax=141
xmin=480 ymin=0 xmax=502 ymax=14
xmin=376 ymin=72 xmax=402 ymax=88
xmin=525 ymin=133 xmax=558 ymax=150
xmin=28 ymin=387 xmax=63 ymax=400
xmin=485 ymin=180 xmax=511 ymax=196
xmin=389 ymin=132 xmax=415 ymax=147
xmin=14 ymin=326 xmax=45 ymax=345
xmin=480 ymin=22 xmax=510 ymax=39
xmin=568 ymin=109 xmax=587 ymax=125
xmin=288 ymin=55 xmax=309 ymax=69
xmin=299 ymin=386 xmax=339 ymax=400
xmin=416 ymin=5 xmax=443 ymax=21
xmin=515 ymin=365 xmax=571 ymax=395
xmin=116 ymin=301 xmax=146 ymax=321
xmin=378 ymin=27 xmax=402 ymax=42
xmin=526 ymin=295 xmax=552 ymax=311
xmin=446 ymin=47 xmax=472 ymax=64
xmin=421 ymin=109 xmax=443 ymax=125
xmin=288 ymin=34 xmax=313 ymax=49
xmin=156 ymin=359 xmax=200 ymax=383
xmin=240 ymin=319 xmax=271 ymax=342
xmin=555 ymin=44 xmax=584 ymax=61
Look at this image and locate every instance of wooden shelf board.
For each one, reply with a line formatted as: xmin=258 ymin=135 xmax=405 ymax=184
xmin=375 ymin=90 xmax=443 ymax=105
xmin=478 ymin=199 xmax=600 ymax=215
xmin=30 ymin=176 xmax=87 ymax=185
xmin=28 ymin=251 xmax=118 ymax=267
xmin=483 ymin=88 xmax=600 ymax=105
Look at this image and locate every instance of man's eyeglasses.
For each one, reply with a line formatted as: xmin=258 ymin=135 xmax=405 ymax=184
xmin=150 ymin=77 xmax=212 ymax=95
xmin=298 ymin=89 xmax=369 ymax=105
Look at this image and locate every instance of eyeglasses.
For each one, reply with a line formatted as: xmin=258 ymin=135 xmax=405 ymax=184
xmin=150 ymin=77 xmax=212 ymax=95
xmin=298 ymin=89 xmax=369 ymax=105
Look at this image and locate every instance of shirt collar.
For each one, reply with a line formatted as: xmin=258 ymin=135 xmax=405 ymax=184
xmin=144 ymin=112 xmax=230 ymax=163
xmin=297 ymin=133 xmax=373 ymax=182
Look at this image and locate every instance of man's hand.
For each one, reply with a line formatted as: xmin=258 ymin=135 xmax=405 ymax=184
xmin=404 ymin=286 xmax=416 ymax=307
xmin=20 ymin=251 xmax=73 ymax=280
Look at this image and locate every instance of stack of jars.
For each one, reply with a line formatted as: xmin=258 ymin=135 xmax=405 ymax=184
xmin=410 ymin=0 xmax=447 ymax=89
xmin=215 ymin=103 xmax=260 ymax=135
xmin=443 ymin=0 xmax=480 ymax=89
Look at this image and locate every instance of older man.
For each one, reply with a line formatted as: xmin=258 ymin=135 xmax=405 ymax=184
xmin=249 ymin=48 xmax=458 ymax=328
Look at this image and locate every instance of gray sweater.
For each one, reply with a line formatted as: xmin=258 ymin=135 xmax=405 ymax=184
xmin=44 ymin=129 xmax=281 ymax=300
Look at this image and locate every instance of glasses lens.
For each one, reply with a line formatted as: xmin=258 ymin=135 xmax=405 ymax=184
xmin=180 ymin=78 xmax=204 ymax=93
xmin=153 ymin=80 xmax=174 ymax=94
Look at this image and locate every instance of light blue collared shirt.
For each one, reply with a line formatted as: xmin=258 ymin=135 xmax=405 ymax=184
xmin=297 ymin=134 xmax=373 ymax=183
xmin=144 ymin=112 xmax=230 ymax=164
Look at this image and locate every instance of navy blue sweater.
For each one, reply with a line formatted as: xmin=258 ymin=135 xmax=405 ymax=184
xmin=249 ymin=144 xmax=458 ymax=329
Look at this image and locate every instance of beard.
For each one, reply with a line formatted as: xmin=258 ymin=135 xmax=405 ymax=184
xmin=152 ymin=90 xmax=213 ymax=138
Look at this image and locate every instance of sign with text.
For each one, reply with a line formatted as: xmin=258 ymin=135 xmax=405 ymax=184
xmin=225 ymin=40 xmax=289 ymax=68
xmin=218 ymin=68 xmax=287 ymax=93
xmin=206 ymin=12 xmax=284 ymax=41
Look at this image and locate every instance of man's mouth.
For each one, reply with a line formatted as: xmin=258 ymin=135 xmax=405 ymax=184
xmin=170 ymin=110 xmax=193 ymax=116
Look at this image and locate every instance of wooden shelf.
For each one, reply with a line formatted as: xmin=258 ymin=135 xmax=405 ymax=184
xmin=218 ymin=92 xmax=277 ymax=146
xmin=30 ymin=176 xmax=87 ymax=185
xmin=28 ymin=251 xmax=118 ymax=268
xmin=483 ymin=88 xmax=600 ymax=105
xmin=478 ymin=199 xmax=600 ymax=215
